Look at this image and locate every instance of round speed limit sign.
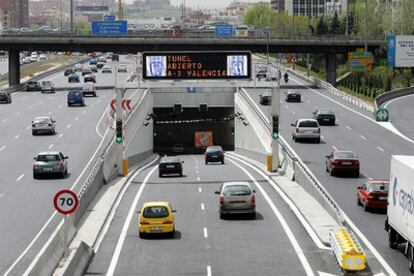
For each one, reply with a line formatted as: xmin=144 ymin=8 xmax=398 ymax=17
xmin=53 ymin=189 xmax=79 ymax=215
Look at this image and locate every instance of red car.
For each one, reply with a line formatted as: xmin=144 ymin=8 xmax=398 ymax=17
xmin=326 ymin=150 xmax=359 ymax=177
xmin=357 ymin=180 xmax=389 ymax=211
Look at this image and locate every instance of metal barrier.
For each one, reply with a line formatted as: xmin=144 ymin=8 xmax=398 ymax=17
xmin=329 ymin=227 xmax=366 ymax=271
xmin=374 ymin=86 xmax=414 ymax=110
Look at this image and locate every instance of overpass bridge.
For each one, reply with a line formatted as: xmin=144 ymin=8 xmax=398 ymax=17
xmin=0 ymin=35 xmax=384 ymax=87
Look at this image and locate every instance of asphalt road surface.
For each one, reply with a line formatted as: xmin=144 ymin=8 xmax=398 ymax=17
xmin=246 ymin=76 xmax=414 ymax=275
xmin=87 ymin=154 xmax=338 ymax=276
xmin=384 ymin=94 xmax=414 ymax=141
xmin=0 ymin=56 xmax=138 ymax=275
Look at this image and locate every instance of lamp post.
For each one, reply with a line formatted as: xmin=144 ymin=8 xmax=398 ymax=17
xmin=345 ymin=0 xmax=349 ymax=36
xmin=364 ymin=0 xmax=368 ymax=73
xmin=266 ymin=27 xmax=270 ymax=65
xmin=70 ymin=0 xmax=73 ymax=33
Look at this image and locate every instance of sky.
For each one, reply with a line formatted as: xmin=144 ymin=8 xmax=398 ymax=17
xmin=123 ymin=0 xmax=266 ymax=9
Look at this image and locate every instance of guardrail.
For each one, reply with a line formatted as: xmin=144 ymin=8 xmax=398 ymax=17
xmin=374 ymin=86 xmax=414 ymax=110
xmin=329 ymin=227 xmax=366 ymax=271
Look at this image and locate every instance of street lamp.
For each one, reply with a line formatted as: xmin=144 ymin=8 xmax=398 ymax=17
xmin=364 ymin=0 xmax=368 ymax=73
xmin=266 ymin=27 xmax=270 ymax=65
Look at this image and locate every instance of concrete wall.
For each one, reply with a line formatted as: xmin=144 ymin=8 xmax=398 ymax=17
xmin=234 ymin=88 xmax=271 ymax=165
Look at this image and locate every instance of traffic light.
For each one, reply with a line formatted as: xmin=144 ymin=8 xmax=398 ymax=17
xmin=173 ymin=104 xmax=182 ymax=114
xmin=116 ymin=120 xmax=123 ymax=143
xmin=272 ymin=114 xmax=279 ymax=139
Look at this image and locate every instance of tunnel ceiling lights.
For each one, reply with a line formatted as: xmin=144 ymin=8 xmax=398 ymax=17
xmin=155 ymin=117 xmax=234 ymax=124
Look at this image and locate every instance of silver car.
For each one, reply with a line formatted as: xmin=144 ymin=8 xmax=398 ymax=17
xmin=117 ymin=64 xmax=127 ymax=73
xmin=32 ymin=116 xmax=56 ymax=135
xmin=291 ymin=118 xmax=320 ymax=143
xmin=102 ymin=65 xmax=112 ymax=73
xmin=40 ymin=81 xmax=55 ymax=93
xmin=215 ymin=182 xmax=256 ymax=219
xmin=33 ymin=151 xmax=68 ymax=179
xmin=74 ymin=63 xmax=83 ymax=72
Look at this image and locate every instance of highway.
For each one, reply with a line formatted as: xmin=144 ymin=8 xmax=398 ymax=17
xmin=245 ymin=76 xmax=414 ymax=275
xmin=87 ymin=154 xmax=338 ymax=276
xmin=0 ymin=56 xmax=137 ymax=275
xmin=384 ymin=94 xmax=414 ymax=141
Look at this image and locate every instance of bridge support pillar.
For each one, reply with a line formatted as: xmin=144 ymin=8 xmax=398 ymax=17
xmin=8 ymin=50 xmax=20 ymax=86
xmin=326 ymin=53 xmax=337 ymax=87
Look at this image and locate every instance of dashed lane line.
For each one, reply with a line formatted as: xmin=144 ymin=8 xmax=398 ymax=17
xmin=48 ymin=144 xmax=54 ymax=149
xmin=207 ymin=266 xmax=212 ymax=276
xmin=203 ymin=227 xmax=208 ymax=238
xmin=377 ymin=146 xmax=384 ymax=152
xmin=198 ymin=187 xmax=202 ymax=193
xmin=332 ymin=146 xmax=338 ymax=151
xmin=345 ymin=126 xmax=352 ymax=130
xmin=201 ymin=203 xmax=205 ymax=211
xmin=58 ymin=133 xmax=63 ymax=138
xmin=14 ymin=135 xmax=20 ymax=140
xmin=0 ymin=146 xmax=5 ymax=152
xmin=16 ymin=174 xmax=24 ymax=181
xmin=360 ymin=135 xmax=366 ymax=140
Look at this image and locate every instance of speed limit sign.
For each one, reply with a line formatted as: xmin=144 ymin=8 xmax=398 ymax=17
xmin=53 ymin=189 xmax=79 ymax=215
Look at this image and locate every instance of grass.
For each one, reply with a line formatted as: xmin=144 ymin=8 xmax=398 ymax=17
xmin=294 ymin=64 xmax=325 ymax=80
xmin=0 ymin=56 xmax=83 ymax=87
xmin=337 ymin=85 xmax=375 ymax=104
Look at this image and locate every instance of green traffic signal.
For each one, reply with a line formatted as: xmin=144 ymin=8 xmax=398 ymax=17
xmin=273 ymin=132 xmax=279 ymax=139
xmin=116 ymin=136 xmax=122 ymax=143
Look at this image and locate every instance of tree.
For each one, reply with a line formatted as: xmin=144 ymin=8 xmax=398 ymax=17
xmin=329 ymin=11 xmax=340 ymax=34
xmin=399 ymin=0 xmax=414 ymax=35
xmin=316 ymin=17 xmax=329 ymax=35
xmin=243 ymin=3 xmax=275 ymax=28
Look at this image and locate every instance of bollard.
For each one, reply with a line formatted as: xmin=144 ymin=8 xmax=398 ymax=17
xmin=123 ymin=159 xmax=128 ymax=176
xmin=267 ymin=154 xmax=272 ymax=172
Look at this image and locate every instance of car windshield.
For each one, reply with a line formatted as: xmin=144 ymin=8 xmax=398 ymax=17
xmin=37 ymin=154 xmax=59 ymax=162
xmin=206 ymin=146 xmax=222 ymax=152
xmin=34 ymin=117 xmax=49 ymax=123
xmin=367 ymin=183 xmax=389 ymax=192
xmin=334 ymin=152 xmax=355 ymax=158
xmin=143 ymin=206 xmax=169 ymax=218
xmin=0 ymin=92 xmax=6 ymax=96
xmin=161 ymin=157 xmax=180 ymax=163
xmin=223 ymin=185 xmax=252 ymax=196
xmin=69 ymin=91 xmax=81 ymax=96
xmin=42 ymin=81 xmax=50 ymax=86
xmin=298 ymin=121 xmax=318 ymax=127
xmin=319 ymin=109 xmax=333 ymax=115
xmin=28 ymin=81 xmax=37 ymax=85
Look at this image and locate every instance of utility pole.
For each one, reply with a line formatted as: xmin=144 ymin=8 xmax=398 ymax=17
xmin=345 ymin=0 xmax=349 ymax=36
xmin=70 ymin=0 xmax=73 ymax=32
xmin=364 ymin=0 xmax=368 ymax=73
xmin=118 ymin=0 xmax=123 ymax=20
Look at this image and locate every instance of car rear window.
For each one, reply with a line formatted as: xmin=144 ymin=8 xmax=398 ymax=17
xmin=319 ymin=109 xmax=333 ymax=115
xmin=42 ymin=81 xmax=50 ymax=86
xmin=0 ymin=92 xmax=6 ymax=96
xmin=143 ymin=206 xmax=169 ymax=218
xmin=334 ymin=152 xmax=355 ymax=158
xmin=34 ymin=118 xmax=49 ymax=123
xmin=69 ymin=91 xmax=81 ymax=96
xmin=206 ymin=146 xmax=223 ymax=153
xmin=368 ymin=183 xmax=389 ymax=192
xmin=298 ymin=121 xmax=318 ymax=127
xmin=223 ymin=185 xmax=252 ymax=196
xmin=37 ymin=154 xmax=59 ymax=161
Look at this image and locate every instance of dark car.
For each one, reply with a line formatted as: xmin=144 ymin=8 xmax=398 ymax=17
xmin=82 ymin=67 xmax=92 ymax=76
xmin=357 ymin=180 xmax=389 ymax=211
xmin=112 ymin=54 xmax=119 ymax=61
xmin=64 ymin=67 xmax=75 ymax=76
xmin=259 ymin=91 xmax=272 ymax=106
xmin=256 ymin=69 xmax=268 ymax=80
xmin=89 ymin=59 xmax=97 ymax=65
xmin=68 ymin=73 xmax=80 ymax=83
xmin=97 ymin=62 xmax=105 ymax=69
xmin=158 ymin=156 xmax=184 ymax=177
xmin=313 ymin=108 xmax=336 ymax=125
xmin=33 ymin=151 xmax=68 ymax=179
xmin=26 ymin=80 xmax=41 ymax=91
xmin=205 ymin=146 xmax=224 ymax=164
xmin=67 ymin=90 xmax=85 ymax=106
xmin=285 ymin=90 xmax=301 ymax=102
xmin=0 ymin=91 xmax=12 ymax=103
xmin=326 ymin=150 xmax=359 ymax=177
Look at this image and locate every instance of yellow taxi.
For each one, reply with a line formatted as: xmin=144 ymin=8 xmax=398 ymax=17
xmin=138 ymin=201 xmax=176 ymax=238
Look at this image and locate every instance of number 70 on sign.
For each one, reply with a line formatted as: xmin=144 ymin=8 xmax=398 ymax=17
xmin=53 ymin=189 xmax=79 ymax=215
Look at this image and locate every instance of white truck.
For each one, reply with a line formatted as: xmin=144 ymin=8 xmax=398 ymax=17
xmin=385 ymin=155 xmax=414 ymax=273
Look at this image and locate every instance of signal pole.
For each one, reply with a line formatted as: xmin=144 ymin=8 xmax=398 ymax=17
xmin=118 ymin=0 xmax=123 ymax=20
xmin=115 ymin=88 xmax=124 ymax=176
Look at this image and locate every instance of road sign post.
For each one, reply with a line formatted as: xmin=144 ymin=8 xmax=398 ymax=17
xmin=375 ymin=108 xmax=389 ymax=122
xmin=53 ymin=189 xmax=79 ymax=256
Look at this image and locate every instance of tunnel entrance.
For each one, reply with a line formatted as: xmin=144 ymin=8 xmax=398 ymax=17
xmin=153 ymin=107 xmax=234 ymax=154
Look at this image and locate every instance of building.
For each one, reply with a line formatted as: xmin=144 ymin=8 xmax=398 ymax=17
xmin=284 ymin=0 xmax=326 ymax=17
xmin=0 ymin=0 xmax=12 ymax=29
xmin=270 ymin=0 xmax=285 ymax=12
xmin=325 ymin=0 xmax=347 ymax=15
xmin=11 ymin=0 xmax=29 ymax=28
xmin=133 ymin=0 xmax=170 ymax=9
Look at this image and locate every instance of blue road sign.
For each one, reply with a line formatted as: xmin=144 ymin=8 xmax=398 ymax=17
xmin=388 ymin=35 xmax=396 ymax=68
xmin=187 ymin=87 xmax=196 ymax=93
xmin=215 ymin=24 xmax=233 ymax=38
xmin=104 ymin=15 xmax=115 ymax=21
xmin=92 ymin=21 xmax=128 ymax=36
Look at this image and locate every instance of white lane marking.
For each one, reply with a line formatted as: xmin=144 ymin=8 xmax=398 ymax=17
xmin=2 ymin=118 xmax=8 ymax=122
xmin=201 ymin=203 xmax=205 ymax=211
xmin=291 ymin=110 xmax=295 ymax=114
xmin=48 ymin=112 xmax=52 ymax=115
xmin=58 ymin=133 xmax=63 ymax=138
xmin=198 ymin=187 xmax=202 ymax=193
xmin=203 ymin=227 xmax=208 ymax=238
xmin=279 ymin=100 xmax=283 ymax=103
xmin=94 ymin=157 xmax=160 ymax=252
xmin=15 ymin=112 xmax=21 ymax=116
xmin=318 ymin=272 xmax=337 ymax=276
xmin=307 ymin=100 xmax=311 ymax=104
xmin=48 ymin=144 xmax=54 ymax=149
xmin=17 ymin=123 xmax=113 ymax=276
xmin=197 ymin=176 xmax=200 ymax=181
xmin=227 ymin=158 xmax=315 ymax=275
xmin=332 ymin=146 xmax=338 ymax=151
xmin=26 ymin=125 xmax=31 ymax=130
xmin=0 ymin=194 xmax=3 ymax=199
xmin=377 ymin=146 xmax=384 ymax=152
xmin=14 ymin=135 xmax=20 ymax=140
xmin=0 ymin=146 xmax=5 ymax=152
xmin=384 ymin=94 xmax=414 ymax=109
xmin=207 ymin=266 xmax=212 ymax=276
xmin=75 ymin=117 xmax=79 ymax=121
xmin=321 ymin=135 xmax=325 ymax=140
xmin=196 ymin=170 xmax=199 ymax=174
xmin=285 ymin=105 xmax=289 ymax=109
xmin=106 ymin=165 xmax=158 ymax=276
xmin=67 ymin=124 xmax=71 ymax=128
xmin=82 ymin=110 xmax=86 ymax=114
xmin=91 ymin=104 xmax=94 ymax=108
xmin=345 ymin=125 xmax=352 ymax=130
xmin=16 ymin=174 xmax=24 ymax=181
xmin=360 ymin=135 xmax=366 ymax=140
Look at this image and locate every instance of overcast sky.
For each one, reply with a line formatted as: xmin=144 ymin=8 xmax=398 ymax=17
xmin=124 ymin=0 xmax=265 ymax=9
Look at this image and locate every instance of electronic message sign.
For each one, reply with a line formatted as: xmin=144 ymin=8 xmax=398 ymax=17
xmin=142 ymin=52 xmax=251 ymax=80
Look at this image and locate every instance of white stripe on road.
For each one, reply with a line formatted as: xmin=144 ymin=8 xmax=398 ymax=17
xmin=58 ymin=133 xmax=63 ymax=138
xmin=201 ymin=203 xmax=205 ymax=211
xmin=26 ymin=125 xmax=31 ymax=130
xmin=0 ymin=194 xmax=3 ymax=199
xmin=198 ymin=187 xmax=202 ymax=193
xmin=106 ymin=165 xmax=158 ymax=276
xmin=345 ymin=126 xmax=352 ymax=130
xmin=15 ymin=112 xmax=21 ymax=116
xmin=203 ymin=227 xmax=208 ymax=238
xmin=2 ymin=118 xmax=7 ymax=122
xmin=227 ymin=157 xmax=315 ymax=276
xmin=377 ymin=146 xmax=384 ymax=152
xmin=332 ymin=146 xmax=338 ymax=151
xmin=14 ymin=135 xmax=20 ymax=140
xmin=91 ymin=104 xmax=94 ymax=108
xmin=360 ymin=135 xmax=366 ymax=140
xmin=0 ymin=146 xmax=5 ymax=152
xmin=16 ymin=174 xmax=24 ymax=181
xmin=75 ymin=117 xmax=79 ymax=121
xmin=207 ymin=266 xmax=212 ymax=276
xmin=291 ymin=110 xmax=295 ymax=114
xmin=67 ymin=124 xmax=71 ymax=128
xmin=82 ymin=110 xmax=86 ymax=114
xmin=48 ymin=144 xmax=54 ymax=149
xmin=197 ymin=176 xmax=200 ymax=181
